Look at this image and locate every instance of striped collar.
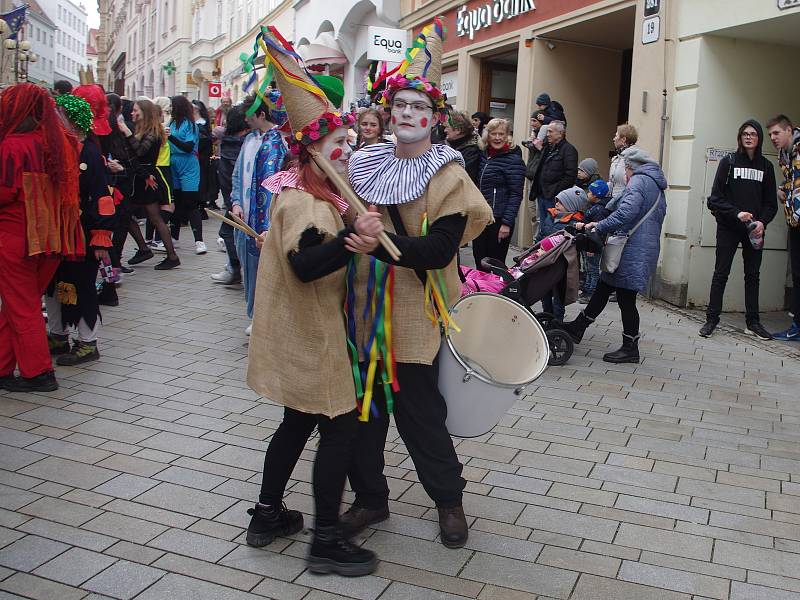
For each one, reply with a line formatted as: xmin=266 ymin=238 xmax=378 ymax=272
xmin=262 ymin=168 xmax=348 ymax=215
xmin=348 ymin=142 xmax=465 ymax=205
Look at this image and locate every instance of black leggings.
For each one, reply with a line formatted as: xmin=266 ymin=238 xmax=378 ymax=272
xmin=584 ymin=280 xmax=640 ymax=337
xmin=259 ymin=407 xmax=358 ymax=528
xmin=170 ymin=190 xmax=203 ymax=242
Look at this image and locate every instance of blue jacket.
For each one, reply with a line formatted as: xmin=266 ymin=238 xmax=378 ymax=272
xmin=595 ymin=162 xmax=667 ymax=292
xmin=585 ymin=198 xmax=611 ymax=223
xmin=478 ymin=145 xmax=526 ymax=228
xmin=169 ymin=120 xmax=200 ymax=191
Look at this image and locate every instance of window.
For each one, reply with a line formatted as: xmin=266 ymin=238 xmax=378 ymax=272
xmin=216 ymin=0 xmax=222 ymax=35
xmin=50 ymin=34 xmax=53 ymax=47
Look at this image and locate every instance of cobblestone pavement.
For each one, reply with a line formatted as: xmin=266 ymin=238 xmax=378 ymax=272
xmin=2 ymin=222 xmax=800 ymax=599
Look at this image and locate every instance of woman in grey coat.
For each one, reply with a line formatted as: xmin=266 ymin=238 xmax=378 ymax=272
xmin=564 ymin=147 xmax=667 ymax=363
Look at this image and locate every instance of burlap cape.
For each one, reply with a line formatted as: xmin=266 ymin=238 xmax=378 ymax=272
xmin=246 ymin=188 xmax=356 ymax=417
xmin=354 ymin=161 xmax=493 ymax=364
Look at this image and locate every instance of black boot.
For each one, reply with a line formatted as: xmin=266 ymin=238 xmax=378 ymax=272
xmin=307 ymin=525 xmax=378 ymax=577
xmin=245 ymin=502 xmax=303 ymax=547
xmin=3 ymin=371 xmax=59 ymax=392
xmin=562 ymin=311 xmax=595 ymax=343
xmin=97 ymin=282 xmax=119 ymax=307
xmin=603 ymin=334 xmax=640 ymax=364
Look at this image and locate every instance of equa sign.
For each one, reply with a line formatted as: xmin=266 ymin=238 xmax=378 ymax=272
xmin=456 ymin=0 xmax=536 ymax=40
xmin=367 ymin=27 xmax=407 ymax=62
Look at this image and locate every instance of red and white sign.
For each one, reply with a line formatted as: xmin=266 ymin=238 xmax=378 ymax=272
xmin=208 ymin=82 xmax=222 ymax=98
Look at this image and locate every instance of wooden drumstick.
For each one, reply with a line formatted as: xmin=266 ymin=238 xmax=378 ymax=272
xmin=307 ymin=148 xmax=402 ymax=261
xmin=227 ymin=211 xmax=260 ymax=238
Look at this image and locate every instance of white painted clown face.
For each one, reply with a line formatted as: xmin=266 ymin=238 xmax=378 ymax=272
xmin=390 ymin=89 xmax=436 ymax=145
xmin=313 ymin=126 xmax=352 ymax=174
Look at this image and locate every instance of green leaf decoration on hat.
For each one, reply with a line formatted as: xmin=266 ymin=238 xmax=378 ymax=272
xmin=312 ymin=75 xmax=344 ymax=109
xmin=56 ymin=94 xmax=94 ymax=133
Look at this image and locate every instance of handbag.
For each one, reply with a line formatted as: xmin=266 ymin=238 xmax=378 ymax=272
xmin=599 ymin=187 xmax=663 ymax=274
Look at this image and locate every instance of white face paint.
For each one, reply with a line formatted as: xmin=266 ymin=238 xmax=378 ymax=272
xmin=315 ymin=126 xmax=352 ymax=175
xmin=390 ymin=89 xmax=435 ymax=145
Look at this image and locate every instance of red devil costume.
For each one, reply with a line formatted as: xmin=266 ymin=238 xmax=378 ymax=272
xmin=0 ymin=84 xmax=84 ymax=392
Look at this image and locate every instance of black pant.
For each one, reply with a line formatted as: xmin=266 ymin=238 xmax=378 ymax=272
xmin=706 ymin=225 xmax=762 ymax=325
xmin=348 ymin=360 xmax=465 ymax=509
xmin=219 ymin=219 xmax=240 ymax=272
xmin=790 ymin=226 xmax=800 ymax=326
xmin=473 ymin=221 xmax=512 ymax=271
xmin=170 ymin=190 xmax=203 ymax=242
xmin=585 ymin=280 xmax=639 ymax=337
xmin=259 ymin=407 xmax=358 ymax=528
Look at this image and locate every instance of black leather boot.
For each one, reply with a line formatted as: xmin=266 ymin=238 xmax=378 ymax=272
xmin=603 ymin=334 xmax=640 ymax=363
xmin=245 ymin=502 xmax=303 ymax=547
xmin=338 ymin=505 xmax=390 ymax=538
xmin=562 ymin=311 xmax=595 ymax=344
xmin=3 ymin=371 xmax=59 ymax=392
xmin=438 ymin=505 xmax=468 ymax=548
xmin=307 ymin=525 xmax=378 ymax=577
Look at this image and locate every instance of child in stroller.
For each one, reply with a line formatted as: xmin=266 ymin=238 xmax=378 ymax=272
xmin=471 ymin=231 xmax=580 ymax=366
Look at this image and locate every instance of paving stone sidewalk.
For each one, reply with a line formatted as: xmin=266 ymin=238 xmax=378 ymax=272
xmin=2 ymin=222 xmax=800 ymax=599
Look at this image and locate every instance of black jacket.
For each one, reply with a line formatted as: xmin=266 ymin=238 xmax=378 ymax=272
xmin=217 ymin=134 xmax=246 ymax=207
xmin=478 ymin=145 xmax=526 ymax=227
xmin=447 ymin=133 xmax=481 ymax=186
xmin=707 ymin=119 xmax=777 ymax=231
xmin=534 ymin=138 xmax=579 ymax=199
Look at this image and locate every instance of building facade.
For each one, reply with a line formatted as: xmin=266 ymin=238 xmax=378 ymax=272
xmin=36 ymin=0 xmax=88 ymax=86
xmin=14 ymin=0 xmax=56 ymax=87
xmin=402 ymin=0 xmax=799 ymax=313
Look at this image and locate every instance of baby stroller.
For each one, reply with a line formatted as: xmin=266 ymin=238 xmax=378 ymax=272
xmin=480 ymin=231 xmax=580 ymax=366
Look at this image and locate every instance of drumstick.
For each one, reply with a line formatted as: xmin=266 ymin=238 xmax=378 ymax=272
xmin=307 ymin=148 xmax=402 ymax=261
xmin=227 ymin=212 xmax=260 ymax=238
xmin=204 ymin=209 xmax=259 ymax=239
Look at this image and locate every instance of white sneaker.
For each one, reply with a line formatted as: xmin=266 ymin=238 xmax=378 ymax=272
xmin=152 ymin=241 xmax=166 ymax=253
xmin=216 ymin=237 xmax=226 ymax=252
xmin=210 ymin=269 xmax=241 ymax=284
xmin=195 ymin=241 xmax=207 ymax=255
xmin=245 ymin=323 xmax=252 ymax=336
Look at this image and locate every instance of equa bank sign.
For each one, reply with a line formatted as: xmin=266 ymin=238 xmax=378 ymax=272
xmin=456 ymin=0 xmax=536 ymax=40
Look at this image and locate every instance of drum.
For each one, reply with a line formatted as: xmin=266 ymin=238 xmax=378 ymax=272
xmin=439 ymin=293 xmax=549 ymax=437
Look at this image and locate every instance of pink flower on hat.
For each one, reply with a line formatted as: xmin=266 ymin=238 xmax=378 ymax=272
xmin=308 ymin=120 xmax=320 ymax=131
xmin=309 ymin=130 xmax=320 ymax=141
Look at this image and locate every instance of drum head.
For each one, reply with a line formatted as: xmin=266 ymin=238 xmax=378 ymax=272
xmin=446 ymin=293 xmax=549 ymax=387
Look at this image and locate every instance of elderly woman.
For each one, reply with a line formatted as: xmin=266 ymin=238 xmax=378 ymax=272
xmin=445 ymin=110 xmax=481 ymax=185
xmin=563 ymin=147 xmax=667 ymax=363
xmin=608 ymin=123 xmax=638 ymax=206
xmin=473 ymin=118 xmax=526 ymax=269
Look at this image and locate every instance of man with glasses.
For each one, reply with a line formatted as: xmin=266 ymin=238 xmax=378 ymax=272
xmin=344 ymin=19 xmax=491 ymax=549
xmin=700 ymin=119 xmax=777 ymax=339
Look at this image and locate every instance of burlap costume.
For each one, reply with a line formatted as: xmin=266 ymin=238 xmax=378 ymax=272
xmin=353 ymin=162 xmax=491 ymax=363
xmin=246 ymin=188 xmax=355 ymax=417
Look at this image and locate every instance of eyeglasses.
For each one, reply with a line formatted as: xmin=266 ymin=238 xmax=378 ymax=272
xmin=741 ymin=132 xmax=759 ymax=138
xmin=391 ymin=100 xmax=433 ymax=113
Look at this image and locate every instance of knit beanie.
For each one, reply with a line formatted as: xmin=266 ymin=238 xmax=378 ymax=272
xmin=535 ymin=92 xmax=551 ymax=106
xmin=588 ymin=179 xmax=610 ymax=199
xmin=622 ymin=146 xmax=657 ymax=169
xmin=555 ymin=185 xmax=589 ymax=213
xmin=578 ymin=158 xmax=599 ymax=177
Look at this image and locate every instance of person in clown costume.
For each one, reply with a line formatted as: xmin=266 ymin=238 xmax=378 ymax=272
xmin=243 ymin=26 xmax=384 ymax=577
xmin=342 ymin=18 xmax=492 ymax=549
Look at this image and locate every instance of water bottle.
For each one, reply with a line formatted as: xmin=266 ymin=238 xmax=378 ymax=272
xmin=745 ymin=220 xmax=764 ymax=250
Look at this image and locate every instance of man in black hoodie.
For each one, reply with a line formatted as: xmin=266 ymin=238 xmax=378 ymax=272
xmin=700 ymin=119 xmax=777 ymax=339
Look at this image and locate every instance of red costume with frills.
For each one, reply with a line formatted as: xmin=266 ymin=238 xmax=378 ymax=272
xmin=0 ymin=131 xmax=84 ymax=378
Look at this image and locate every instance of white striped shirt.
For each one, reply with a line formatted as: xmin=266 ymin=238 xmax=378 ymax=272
xmin=348 ymin=142 xmax=465 ymax=205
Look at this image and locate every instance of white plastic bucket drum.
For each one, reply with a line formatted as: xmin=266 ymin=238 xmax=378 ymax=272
xmin=439 ymin=293 xmax=549 ymax=437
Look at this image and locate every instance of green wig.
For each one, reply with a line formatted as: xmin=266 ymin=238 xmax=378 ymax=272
xmin=56 ymin=93 xmax=94 ymax=133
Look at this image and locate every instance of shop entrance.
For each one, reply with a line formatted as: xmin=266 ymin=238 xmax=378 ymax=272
xmin=478 ymin=51 xmax=518 ymax=122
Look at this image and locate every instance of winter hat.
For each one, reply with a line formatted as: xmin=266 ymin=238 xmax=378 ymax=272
xmin=588 ymin=179 xmax=609 ymax=199
xmin=535 ymin=92 xmax=551 ymax=106
xmin=539 ymin=233 xmax=565 ymax=252
xmin=622 ymin=146 xmax=657 ymax=169
xmin=556 ymin=185 xmax=589 ymax=213
xmin=578 ymin=158 xmax=599 ymax=178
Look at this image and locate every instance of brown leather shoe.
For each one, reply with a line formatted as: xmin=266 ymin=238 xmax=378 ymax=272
xmin=438 ymin=505 xmax=468 ymax=548
xmin=338 ymin=505 xmax=390 ymax=538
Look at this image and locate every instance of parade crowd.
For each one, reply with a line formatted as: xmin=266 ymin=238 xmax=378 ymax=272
xmin=1 ymin=14 xmax=799 ymax=580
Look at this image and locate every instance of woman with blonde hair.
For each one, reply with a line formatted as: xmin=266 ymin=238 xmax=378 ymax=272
xmin=473 ymin=117 xmax=526 ymax=268
xmin=117 ymin=98 xmax=180 ymax=269
xmin=356 ymin=108 xmax=385 ymax=148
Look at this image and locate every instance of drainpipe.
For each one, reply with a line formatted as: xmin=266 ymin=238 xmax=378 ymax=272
xmin=658 ymin=88 xmax=667 ymax=165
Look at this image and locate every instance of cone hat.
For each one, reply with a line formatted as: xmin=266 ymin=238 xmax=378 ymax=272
xmin=403 ymin=20 xmax=444 ymax=87
xmin=261 ymin=27 xmax=333 ymax=134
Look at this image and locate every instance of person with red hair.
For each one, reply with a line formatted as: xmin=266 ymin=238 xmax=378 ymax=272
xmin=0 ymin=83 xmax=84 ymax=392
